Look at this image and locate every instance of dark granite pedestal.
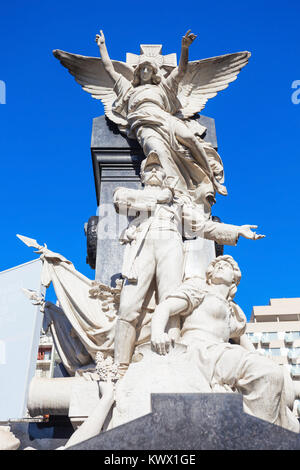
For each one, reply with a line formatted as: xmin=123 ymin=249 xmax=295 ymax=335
xmin=89 ymin=115 xmax=218 ymax=286
xmin=69 ymin=393 xmax=300 ymax=450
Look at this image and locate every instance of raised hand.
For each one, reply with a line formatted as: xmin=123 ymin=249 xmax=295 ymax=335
xmin=94 ymin=29 xmax=119 ymax=82
xmin=182 ymin=29 xmax=197 ymax=48
xmin=95 ymin=29 xmax=105 ymax=47
xmin=238 ymin=225 xmax=265 ymax=240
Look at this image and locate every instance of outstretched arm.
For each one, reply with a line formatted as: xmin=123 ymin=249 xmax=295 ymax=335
xmin=203 ymin=221 xmax=265 ymax=244
xmin=167 ymin=30 xmax=197 ymax=84
xmin=178 ymin=30 xmax=197 ymax=78
xmin=95 ymin=30 xmax=120 ymax=83
xmin=183 ymin=208 xmax=265 ymax=245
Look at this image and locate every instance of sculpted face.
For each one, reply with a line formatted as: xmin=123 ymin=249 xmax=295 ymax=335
xmin=139 ymin=64 xmax=155 ymax=84
xmin=211 ymin=260 xmax=234 ymax=286
xmin=142 ymin=163 xmax=166 ymax=187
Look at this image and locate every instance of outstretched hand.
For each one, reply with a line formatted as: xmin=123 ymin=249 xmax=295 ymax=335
xmin=182 ymin=29 xmax=197 ymax=48
xmin=95 ymin=30 xmax=105 ymax=46
xmin=239 ymin=225 xmax=265 ymax=240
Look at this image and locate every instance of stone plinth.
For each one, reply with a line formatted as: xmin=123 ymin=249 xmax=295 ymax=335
xmin=69 ymin=393 xmax=300 ymax=450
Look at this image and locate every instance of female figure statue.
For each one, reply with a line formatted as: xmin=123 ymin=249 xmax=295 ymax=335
xmin=54 ymin=30 xmax=250 ymax=196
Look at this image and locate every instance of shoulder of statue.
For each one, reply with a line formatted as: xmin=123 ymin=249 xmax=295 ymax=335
xmin=184 ymin=276 xmax=207 ymax=292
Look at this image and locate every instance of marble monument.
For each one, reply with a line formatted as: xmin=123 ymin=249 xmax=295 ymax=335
xmin=9 ymin=29 xmax=300 ymax=449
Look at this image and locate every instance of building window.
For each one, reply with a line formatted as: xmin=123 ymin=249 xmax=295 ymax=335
xmin=267 ymin=332 xmax=278 ymax=340
xmin=246 ymin=333 xmax=259 ymax=344
xmin=261 ymin=332 xmax=278 ymax=342
xmin=269 ymin=348 xmax=281 ymax=356
xmin=263 ymin=348 xmax=281 ymax=356
xmin=287 ymin=332 xmax=300 ymax=340
xmin=291 ymin=366 xmax=300 ymax=378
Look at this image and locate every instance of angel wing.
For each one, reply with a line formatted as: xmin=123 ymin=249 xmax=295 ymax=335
xmin=53 ymin=49 xmax=134 ymax=127
xmin=177 ymin=51 xmax=251 ymax=119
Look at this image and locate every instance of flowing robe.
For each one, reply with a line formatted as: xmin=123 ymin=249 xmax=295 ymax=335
xmin=112 ymin=74 xmax=223 ymax=192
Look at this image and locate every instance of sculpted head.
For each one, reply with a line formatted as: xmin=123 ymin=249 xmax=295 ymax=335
xmin=140 ymin=154 xmax=166 ymax=187
xmin=141 ymin=163 xmax=166 ymax=187
xmin=132 ymin=59 xmax=162 ymax=87
xmin=206 ymin=255 xmax=241 ymax=300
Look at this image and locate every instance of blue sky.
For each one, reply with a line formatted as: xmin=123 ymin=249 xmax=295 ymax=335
xmin=0 ymin=0 xmax=299 ymax=319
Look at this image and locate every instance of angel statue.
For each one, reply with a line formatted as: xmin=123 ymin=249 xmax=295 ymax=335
xmin=53 ymin=30 xmax=251 ymax=197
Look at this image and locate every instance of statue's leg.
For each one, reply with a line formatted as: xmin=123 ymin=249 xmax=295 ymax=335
xmin=115 ymin=238 xmax=156 ymax=373
xmin=136 ymin=126 xmax=164 ymax=158
xmin=175 ymin=121 xmax=212 ymax=175
xmin=154 ymin=235 xmax=185 ymax=340
xmin=174 ymin=121 xmax=227 ymax=195
xmin=214 ymin=346 xmax=300 ymax=432
xmin=155 ymin=235 xmax=184 ymax=301
xmin=138 ymin=127 xmax=185 ymax=180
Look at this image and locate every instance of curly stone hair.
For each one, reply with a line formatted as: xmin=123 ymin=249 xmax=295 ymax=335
xmin=206 ymin=255 xmax=241 ymax=301
xmin=132 ymin=59 xmax=162 ymax=87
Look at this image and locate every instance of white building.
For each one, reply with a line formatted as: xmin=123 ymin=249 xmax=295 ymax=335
xmin=246 ymin=298 xmax=300 ymax=415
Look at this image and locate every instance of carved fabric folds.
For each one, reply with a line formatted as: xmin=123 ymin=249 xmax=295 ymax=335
xmin=43 ymin=302 xmax=93 ymax=376
xmin=40 ymin=249 xmax=116 ymax=369
xmin=113 ymin=74 xmax=221 ymax=192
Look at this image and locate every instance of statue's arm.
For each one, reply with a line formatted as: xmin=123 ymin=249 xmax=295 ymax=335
xmin=95 ymin=30 xmax=120 ymax=83
xmin=114 ymin=186 xmax=173 ymax=215
xmin=63 ymin=381 xmax=114 ymax=449
xmin=202 ymin=220 xmax=265 ymax=244
xmin=113 ymin=187 xmax=157 ymax=214
xmin=151 ymin=297 xmax=188 ymax=355
xmin=167 ymin=30 xmax=197 ymax=84
xmin=183 ymin=208 xmax=265 ymax=244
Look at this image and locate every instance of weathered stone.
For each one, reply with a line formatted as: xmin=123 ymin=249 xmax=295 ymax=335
xmin=69 ymin=393 xmax=300 ymax=450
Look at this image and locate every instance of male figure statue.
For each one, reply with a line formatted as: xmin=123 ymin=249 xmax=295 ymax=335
xmin=151 ymin=255 xmax=299 ymax=432
xmin=113 ymin=157 xmax=264 ymax=373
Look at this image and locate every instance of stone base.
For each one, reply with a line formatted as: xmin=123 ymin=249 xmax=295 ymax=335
xmin=69 ymin=393 xmax=300 ymax=450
